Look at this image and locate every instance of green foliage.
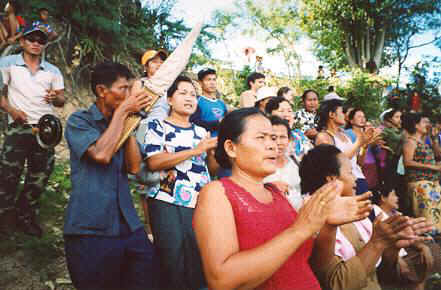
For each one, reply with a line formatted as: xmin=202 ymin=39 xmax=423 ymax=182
xmin=342 ymin=70 xmax=388 ymax=120
xmin=213 ymin=0 xmax=303 ymax=78
xmin=300 ymin=0 xmax=441 ymax=70
xmin=233 ymin=65 xmax=252 ymax=97
xmin=294 ymin=70 xmax=391 ymax=120
xmin=15 ymin=0 xmax=219 ymax=93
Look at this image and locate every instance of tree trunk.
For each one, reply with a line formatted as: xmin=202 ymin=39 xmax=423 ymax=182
xmin=366 ymin=28 xmax=371 ymax=62
xmin=345 ymin=33 xmax=358 ymax=68
xmin=373 ymin=28 xmax=385 ymax=68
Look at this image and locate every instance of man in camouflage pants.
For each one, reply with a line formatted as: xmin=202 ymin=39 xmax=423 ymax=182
xmin=0 ymin=25 xmax=65 ymax=237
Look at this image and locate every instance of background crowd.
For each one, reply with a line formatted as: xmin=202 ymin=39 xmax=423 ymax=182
xmin=1 ymin=2 xmax=441 ymax=290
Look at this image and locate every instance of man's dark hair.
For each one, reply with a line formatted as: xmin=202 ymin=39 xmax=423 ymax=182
xmin=328 ymin=86 xmax=335 ymax=93
xmin=299 ymin=144 xmax=342 ymax=194
xmin=246 ymin=72 xmax=265 ymax=89
xmin=372 ymin=181 xmax=397 ymax=205
xmin=215 ymin=108 xmax=267 ymax=169
xmin=402 ymin=112 xmax=424 ymax=134
xmin=318 ymin=65 xmax=323 ymax=69
xmin=269 ymin=115 xmax=291 ymax=137
xmin=316 ymin=99 xmax=343 ymax=131
xmin=198 ymin=68 xmax=216 ymax=81
xmin=301 ymin=89 xmax=319 ymax=102
xmin=39 ymin=7 xmax=49 ymax=14
xmin=91 ymin=62 xmax=133 ymax=98
xmin=265 ymin=96 xmax=290 ymax=115
xmin=277 ymin=86 xmax=291 ymax=97
xmin=167 ymin=75 xmax=195 ymax=98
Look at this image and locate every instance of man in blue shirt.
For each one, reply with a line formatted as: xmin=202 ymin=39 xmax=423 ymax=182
xmin=190 ymin=68 xmax=228 ymax=137
xmin=64 ymin=62 xmax=156 ymax=290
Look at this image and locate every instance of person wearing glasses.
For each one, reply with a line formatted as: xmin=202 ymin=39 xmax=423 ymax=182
xmin=0 ymin=24 xmax=65 ymax=237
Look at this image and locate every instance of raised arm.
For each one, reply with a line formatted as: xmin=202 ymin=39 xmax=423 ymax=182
xmin=86 ymin=91 xmax=152 ymax=165
xmin=239 ymin=91 xmax=255 ymax=108
xmin=311 ymin=214 xmax=413 ymax=290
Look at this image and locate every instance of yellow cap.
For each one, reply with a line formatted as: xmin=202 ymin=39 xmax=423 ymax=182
xmin=141 ymin=49 xmax=168 ymax=66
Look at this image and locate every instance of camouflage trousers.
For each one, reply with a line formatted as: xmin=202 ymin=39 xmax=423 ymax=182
xmin=0 ymin=123 xmax=54 ymax=219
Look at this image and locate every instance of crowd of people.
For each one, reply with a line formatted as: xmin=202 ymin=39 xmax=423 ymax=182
xmin=0 ymin=16 xmax=441 ymax=290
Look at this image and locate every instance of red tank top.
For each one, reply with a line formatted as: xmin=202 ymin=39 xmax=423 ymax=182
xmin=220 ymin=178 xmax=321 ymax=290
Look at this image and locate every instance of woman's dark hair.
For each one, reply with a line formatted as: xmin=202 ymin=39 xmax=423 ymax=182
xmin=401 ymin=112 xmax=423 ymax=134
xmin=167 ymin=75 xmax=195 ymax=98
xmin=383 ymin=109 xmax=400 ymax=123
xmin=299 ymin=144 xmax=342 ymax=194
xmin=372 ymin=182 xmax=397 ymax=205
xmin=277 ymin=86 xmax=291 ymax=97
xmin=342 ymin=103 xmax=354 ymax=114
xmin=316 ymin=99 xmax=344 ymax=131
xmin=246 ymin=72 xmax=265 ymax=89
xmin=91 ymin=62 xmax=133 ymax=97
xmin=265 ymin=96 xmax=290 ymax=115
xmin=269 ymin=115 xmax=291 ymax=138
xmin=301 ymin=89 xmax=319 ymax=102
xmin=345 ymin=108 xmax=363 ymax=129
xmin=215 ymin=108 xmax=267 ymax=168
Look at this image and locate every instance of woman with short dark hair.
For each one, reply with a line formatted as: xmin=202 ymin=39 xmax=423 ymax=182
xmin=300 ymin=144 xmax=433 ymax=290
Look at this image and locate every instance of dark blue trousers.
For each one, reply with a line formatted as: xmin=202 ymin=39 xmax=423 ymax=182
xmin=64 ymin=221 xmax=157 ymax=290
xmin=356 ymin=178 xmax=369 ymax=195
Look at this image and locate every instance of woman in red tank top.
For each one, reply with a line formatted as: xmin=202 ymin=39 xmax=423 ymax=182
xmin=193 ymin=108 xmax=372 ymax=290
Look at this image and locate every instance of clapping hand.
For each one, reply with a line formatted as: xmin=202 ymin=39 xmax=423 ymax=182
xmin=326 ymin=191 xmax=372 ymax=225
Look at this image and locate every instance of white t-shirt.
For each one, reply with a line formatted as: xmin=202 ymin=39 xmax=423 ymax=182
xmin=0 ymin=54 xmax=64 ymax=124
xmin=264 ymin=156 xmax=303 ymax=210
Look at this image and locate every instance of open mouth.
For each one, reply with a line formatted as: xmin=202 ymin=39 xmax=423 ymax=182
xmin=184 ymin=104 xmax=193 ymax=109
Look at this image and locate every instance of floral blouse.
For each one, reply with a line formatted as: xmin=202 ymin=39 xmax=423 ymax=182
xmin=293 ymin=108 xmax=317 ymax=133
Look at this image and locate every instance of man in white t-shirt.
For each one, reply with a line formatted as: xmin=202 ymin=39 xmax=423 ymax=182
xmin=0 ymin=24 xmax=65 ymax=237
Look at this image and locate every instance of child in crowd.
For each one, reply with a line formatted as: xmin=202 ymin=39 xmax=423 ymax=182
xmin=32 ymin=7 xmax=57 ymax=41
xmin=0 ymin=1 xmax=26 ymax=48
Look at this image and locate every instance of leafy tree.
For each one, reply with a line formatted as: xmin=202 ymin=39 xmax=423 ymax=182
xmin=301 ymin=0 xmax=441 ymax=71
xmin=213 ymin=0 xmax=304 ymax=79
xmin=14 ymin=0 xmax=218 ymax=98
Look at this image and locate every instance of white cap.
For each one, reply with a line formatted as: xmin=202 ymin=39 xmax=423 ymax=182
xmin=379 ymin=108 xmax=393 ymax=122
xmin=255 ymin=87 xmax=277 ymax=103
xmin=323 ymin=92 xmax=344 ymax=101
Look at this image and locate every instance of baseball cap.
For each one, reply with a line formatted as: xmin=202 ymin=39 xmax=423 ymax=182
xmin=23 ymin=24 xmax=49 ymax=40
xmin=255 ymin=87 xmax=277 ymax=103
xmin=141 ymin=49 xmax=168 ymax=66
xmin=323 ymin=92 xmax=344 ymax=101
xmin=198 ymin=68 xmax=216 ymax=81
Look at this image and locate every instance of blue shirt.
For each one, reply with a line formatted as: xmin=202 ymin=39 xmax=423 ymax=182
xmin=63 ymin=104 xmax=143 ymax=236
xmin=344 ymin=128 xmax=357 ymax=143
xmin=190 ymin=96 xmax=227 ymax=137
